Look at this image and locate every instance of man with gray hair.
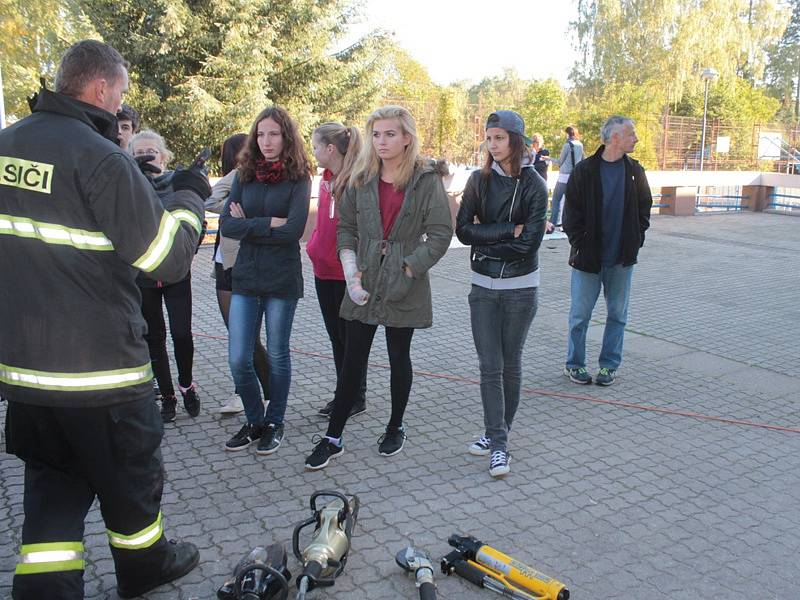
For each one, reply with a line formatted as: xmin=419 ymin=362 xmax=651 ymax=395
xmin=0 ymin=39 xmax=210 ymax=598
xmin=561 ymin=116 xmax=652 ymax=386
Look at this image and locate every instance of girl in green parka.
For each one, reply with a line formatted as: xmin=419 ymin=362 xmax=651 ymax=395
xmin=304 ymin=105 xmax=454 ymax=470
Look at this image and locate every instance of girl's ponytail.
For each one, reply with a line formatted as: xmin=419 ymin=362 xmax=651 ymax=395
xmin=333 ymin=125 xmax=363 ymax=200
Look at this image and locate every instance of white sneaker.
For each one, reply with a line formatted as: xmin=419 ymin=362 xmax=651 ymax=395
xmin=489 ymin=450 xmax=511 ymax=478
xmin=218 ymin=394 xmax=244 ymax=414
xmin=468 ymin=436 xmax=491 ymax=456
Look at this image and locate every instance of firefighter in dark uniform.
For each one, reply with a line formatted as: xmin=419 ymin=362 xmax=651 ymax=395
xmin=0 ymin=40 xmax=212 ymax=599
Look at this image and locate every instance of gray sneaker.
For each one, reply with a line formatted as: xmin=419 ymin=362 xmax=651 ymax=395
xmin=564 ymin=366 xmax=593 ymax=384
xmin=595 ymin=368 xmax=617 ymax=386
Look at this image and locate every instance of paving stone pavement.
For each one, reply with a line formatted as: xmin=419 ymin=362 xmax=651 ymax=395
xmin=1 ymin=211 xmax=799 ymax=599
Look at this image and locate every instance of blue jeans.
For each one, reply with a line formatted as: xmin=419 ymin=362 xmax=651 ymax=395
xmin=469 ymin=285 xmax=538 ymax=452
xmin=550 ymin=181 xmax=567 ymax=225
xmin=566 ymin=265 xmax=634 ymax=371
xmin=228 ymin=294 xmax=298 ymax=426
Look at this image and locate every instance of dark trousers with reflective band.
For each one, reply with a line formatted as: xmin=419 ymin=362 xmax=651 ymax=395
xmin=5 ymin=398 xmax=170 ymax=600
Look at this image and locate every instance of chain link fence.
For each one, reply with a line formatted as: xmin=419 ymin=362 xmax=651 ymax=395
xmin=369 ymin=98 xmax=800 ymax=173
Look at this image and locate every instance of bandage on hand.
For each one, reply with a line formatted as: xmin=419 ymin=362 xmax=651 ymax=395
xmin=339 ymin=249 xmax=369 ymax=306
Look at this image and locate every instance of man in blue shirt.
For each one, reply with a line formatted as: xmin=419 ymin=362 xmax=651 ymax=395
xmin=561 ymin=116 xmax=653 ymax=386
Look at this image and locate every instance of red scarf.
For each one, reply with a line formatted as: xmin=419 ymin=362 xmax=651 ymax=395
xmin=255 ymin=158 xmax=286 ymax=183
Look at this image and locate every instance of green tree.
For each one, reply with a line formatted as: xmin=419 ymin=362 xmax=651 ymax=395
xmin=379 ymin=45 xmax=447 ymax=158
xmin=433 ymin=85 xmax=476 ymax=163
xmin=0 ymin=0 xmax=96 ymax=121
xmin=83 ymin=0 xmax=388 ymax=167
xmin=572 ymin=80 xmax=665 ymax=167
xmin=765 ymin=0 xmax=800 ymax=121
xmin=468 ymin=68 xmax=527 ymax=112
xmin=520 ymin=78 xmax=568 ymax=150
xmin=572 ymin=0 xmax=789 ymax=106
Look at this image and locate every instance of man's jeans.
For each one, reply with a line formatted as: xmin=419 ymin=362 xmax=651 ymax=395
xmin=566 ymin=265 xmax=634 ymax=371
xmin=228 ymin=294 xmax=298 ymax=426
xmin=469 ymin=285 xmax=537 ymax=452
xmin=550 ymin=181 xmax=568 ymax=225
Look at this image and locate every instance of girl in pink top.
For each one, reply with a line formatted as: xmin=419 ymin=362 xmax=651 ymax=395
xmin=308 ymin=123 xmax=367 ymax=417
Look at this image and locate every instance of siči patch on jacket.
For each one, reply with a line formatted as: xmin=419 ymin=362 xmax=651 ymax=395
xmin=0 ymin=156 xmax=54 ymax=194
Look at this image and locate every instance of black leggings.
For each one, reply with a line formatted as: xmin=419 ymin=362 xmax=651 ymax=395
xmin=140 ymin=278 xmax=193 ymax=397
xmin=326 ymin=320 xmax=414 ymax=439
xmin=314 ymin=277 xmax=366 ymax=403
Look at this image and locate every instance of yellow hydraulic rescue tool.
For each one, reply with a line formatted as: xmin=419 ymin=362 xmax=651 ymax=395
xmin=441 ymin=534 xmax=569 ymax=600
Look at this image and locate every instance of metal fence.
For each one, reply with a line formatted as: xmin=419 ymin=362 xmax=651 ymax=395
xmin=769 ymin=188 xmax=800 ymax=212
xmin=656 ymin=114 xmax=800 ymax=173
xmin=372 ymin=97 xmax=800 ymax=173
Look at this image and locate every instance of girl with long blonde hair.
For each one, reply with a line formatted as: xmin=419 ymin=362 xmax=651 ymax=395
xmin=304 ymin=105 xmax=453 ymax=470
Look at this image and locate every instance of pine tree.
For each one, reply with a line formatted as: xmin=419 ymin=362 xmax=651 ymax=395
xmin=83 ymin=0 xmax=388 ymax=166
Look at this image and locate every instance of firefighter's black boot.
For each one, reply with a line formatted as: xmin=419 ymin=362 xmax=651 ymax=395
xmin=115 ymin=539 xmax=199 ymax=598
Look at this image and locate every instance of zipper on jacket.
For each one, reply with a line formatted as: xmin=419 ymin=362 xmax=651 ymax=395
xmin=508 ymin=178 xmax=520 ymax=222
xmin=499 ymin=176 xmax=520 ymax=279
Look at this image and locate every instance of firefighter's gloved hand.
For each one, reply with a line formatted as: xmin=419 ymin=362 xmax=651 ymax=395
xmin=172 ymin=167 xmax=212 ymax=200
xmin=340 ymin=249 xmax=369 ymax=306
xmin=134 ymin=155 xmax=162 ymax=177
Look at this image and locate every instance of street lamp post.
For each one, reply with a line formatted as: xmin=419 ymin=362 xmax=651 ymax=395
xmin=699 ymin=67 xmax=719 ymax=171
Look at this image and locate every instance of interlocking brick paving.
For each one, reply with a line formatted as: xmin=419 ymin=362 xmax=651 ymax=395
xmin=2 ymin=212 xmax=798 ymax=599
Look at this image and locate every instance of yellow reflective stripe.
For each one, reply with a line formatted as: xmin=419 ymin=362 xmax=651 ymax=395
xmin=0 ymin=213 xmax=114 ymax=251
xmin=0 ymin=361 xmax=153 ymax=392
xmin=108 ymin=512 xmax=163 ymax=549
xmin=170 ymin=209 xmax=202 ymax=234
xmin=133 ymin=212 xmax=181 ymax=272
xmin=16 ymin=542 xmax=85 ymax=575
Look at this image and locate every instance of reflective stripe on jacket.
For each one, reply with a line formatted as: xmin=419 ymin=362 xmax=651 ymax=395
xmin=0 ymin=88 xmax=203 ymax=407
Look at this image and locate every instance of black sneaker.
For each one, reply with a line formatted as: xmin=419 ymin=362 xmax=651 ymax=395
xmin=179 ymin=382 xmax=200 ymax=417
xmin=317 ymin=400 xmax=335 ymax=417
xmin=489 ymin=449 xmax=511 ymax=478
xmin=318 ymin=400 xmax=367 ymax=418
xmin=256 ymin=423 xmax=284 ymax=455
xmin=378 ymin=425 xmax=406 ymax=456
xmin=153 ymin=381 xmax=162 ymax=401
xmin=160 ymin=395 xmax=177 ymax=423
xmin=116 ymin=540 xmax=199 ymax=599
xmin=305 ymin=435 xmax=344 ymax=470
xmin=225 ymin=423 xmax=263 ymax=451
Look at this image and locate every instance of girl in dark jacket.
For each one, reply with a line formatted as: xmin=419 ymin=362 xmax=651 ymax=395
xmin=304 ymin=105 xmax=453 ymax=471
xmin=206 ymin=134 xmax=270 ymax=415
xmin=307 ymin=122 xmax=367 ymax=418
xmin=455 ymin=111 xmax=548 ymax=478
xmin=219 ymin=107 xmax=312 ymax=455
xmin=130 ymin=129 xmax=201 ymax=423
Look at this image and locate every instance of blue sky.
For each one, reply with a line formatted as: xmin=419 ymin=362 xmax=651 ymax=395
xmin=347 ymin=0 xmax=580 ymax=86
